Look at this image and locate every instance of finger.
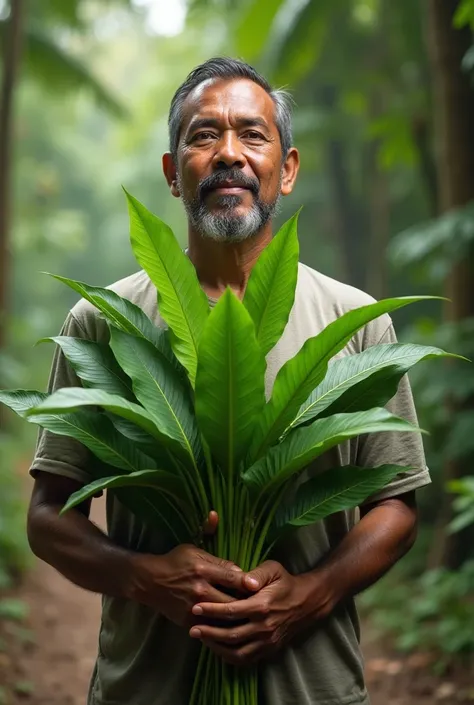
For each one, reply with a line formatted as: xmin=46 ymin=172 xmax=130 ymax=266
xmin=200 ymin=584 xmax=238 ymax=604
xmin=189 ymin=621 xmax=261 ymax=645
xmin=200 ymin=563 xmax=247 ymax=593
xmin=203 ymin=511 xmax=219 ymax=536
xmin=193 ymin=594 xmax=265 ymax=621
xmin=198 ymin=550 xmax=242 ymax=573
xmin=243 ymin=561 xmax=281 ymax=592
xmin=202 ymin=638 xmax=266 ymax=667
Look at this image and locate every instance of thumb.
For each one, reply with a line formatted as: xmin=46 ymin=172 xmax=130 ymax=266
xmin=203 ymin=510 xmax=219 ymax=536
xmin=243 ymin=562 xmax=277 ymax=592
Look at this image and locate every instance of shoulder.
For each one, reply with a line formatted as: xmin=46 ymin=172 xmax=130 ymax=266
xmin=298 ymin=263 xmax=377 ymax=310
xmin=67 ymin=270 xmax=155 ymax=341
xmin=297 ymin=263 xmax=393 ymax=348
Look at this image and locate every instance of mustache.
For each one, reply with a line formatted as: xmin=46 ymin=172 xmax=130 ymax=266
xmin=198 ymin=170 xmax=260 ymax=200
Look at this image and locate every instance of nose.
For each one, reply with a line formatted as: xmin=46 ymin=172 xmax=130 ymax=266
xmin=212 ymin=131 xmax=246 ymax=170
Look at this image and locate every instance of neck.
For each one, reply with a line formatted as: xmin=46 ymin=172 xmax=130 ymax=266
xmin=187 ymin=222 xmax=272 ymax=300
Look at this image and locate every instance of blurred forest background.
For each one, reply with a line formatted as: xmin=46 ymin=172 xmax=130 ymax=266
xmin=0 ymin=0 xmax=473 ymax=702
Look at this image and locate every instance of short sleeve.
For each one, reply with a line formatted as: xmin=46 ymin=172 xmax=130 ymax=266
xmin=357 ymin=323 xmax=431 ymax=504
xmin=29 ymin=312 xmax=93 ymax=485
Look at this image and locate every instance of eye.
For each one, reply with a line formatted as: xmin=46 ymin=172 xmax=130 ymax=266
xmin=193 ymin=131 xmax=217 ymax=142
xmin=244 ymin=130 xmax=265 ymax=141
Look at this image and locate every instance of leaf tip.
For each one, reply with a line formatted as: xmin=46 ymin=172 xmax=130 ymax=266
xmin=34 ymin=337 xmax=51 ymax=348
xmin=122 ymin=185 xmax=134 ymax=203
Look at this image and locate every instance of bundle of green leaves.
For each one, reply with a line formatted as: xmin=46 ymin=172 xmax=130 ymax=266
xmin=0 ymin=191 xmax=454 ymax=705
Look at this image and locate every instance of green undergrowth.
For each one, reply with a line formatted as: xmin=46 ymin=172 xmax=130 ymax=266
xmin=359 ymin=529 xmax=474 ymax=671
xmin=0 ymin=427 xmax=34 ymax=589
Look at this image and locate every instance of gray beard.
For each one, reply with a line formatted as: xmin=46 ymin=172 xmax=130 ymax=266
xmin=178 ymin=176 xmax=282 ymax=243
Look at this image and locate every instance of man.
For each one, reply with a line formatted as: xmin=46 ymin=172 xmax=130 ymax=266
xmin=28 ymin=57 xmax=430 ymax=705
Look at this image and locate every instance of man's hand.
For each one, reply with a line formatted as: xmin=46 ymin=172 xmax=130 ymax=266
xmin=128 ymin=543 xmax=245 ymax=628
xmin=188 ymin=560 xmax=335 ymax=666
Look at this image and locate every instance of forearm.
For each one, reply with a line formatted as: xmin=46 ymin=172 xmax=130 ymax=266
xmin=27 ymin=501 xmax=136 ymax=599
xmin=305 ymin=493 xmax=417 ymax=616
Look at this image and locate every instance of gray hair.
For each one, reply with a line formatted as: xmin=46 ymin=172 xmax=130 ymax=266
xmin=168 ymin=57 xmax=294 ymax=160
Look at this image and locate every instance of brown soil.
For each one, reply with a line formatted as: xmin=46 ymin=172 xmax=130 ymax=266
xmin=1 ymin=499 xmax=472 ymax=705
xmin=0 ymin=500 xmax=104 ymax=705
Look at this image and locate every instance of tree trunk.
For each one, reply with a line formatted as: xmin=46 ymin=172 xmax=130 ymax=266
xmin=326 ymin=138 xmax=357 ymax=286
xmin=365 ymin=86 xmax=391 ymax=300
xmin=426 ymin=0 xmax=474 ymax=569
xmin=366 ymin=143 xmax=390 ymax=300
xmin=321 ymin=85 xmax=367 ymax=289
xmin=411 ymin=115 xmax=439 ymax=217
xmin=0 ymin=0 xmax=24 ymax=360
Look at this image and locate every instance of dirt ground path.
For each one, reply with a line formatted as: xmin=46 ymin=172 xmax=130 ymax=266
xmin=1 ymin=500 xmax=471 ymax=705
xmin=2 ymin=555 xmax=101 ymax=704
xmin=0 ymin=501 xmax=105 ymax=705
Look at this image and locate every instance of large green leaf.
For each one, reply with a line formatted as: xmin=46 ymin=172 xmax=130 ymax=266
xmin=112 ymin=486 xmax=191 ymax=545
xmin=243 ymin=211 xmax=300 ymax=357
xmin=195 ymin=289 xmax=266 ymax=477
xmin=235 ymin=0 xmax=285 ymax=59
xmin=40 ymin=337 xmax=134 ymax=400
xmin=25 ymin=387 xmax=167 ymax=444
xmin=47 ymin=274 xmax=178 ymax=369
xmin=61 ymin=469 xmax=186 ymax=514
xmin=0 ymin=390 xmax=47 ymax=417
xmin=125 ymin=190 xmax=209 ymax=385
xmin=273 ymin=464 xmax=406 ymax=532
xmin=290 ymin=343 xmax=452 ymax=430
xmin=250 ymin=296 xmax=437 ymax=459
xmin=243 ymin=408 xmax=420 ymax=494
xmin=389 ymin=202 xmax=474 ymax=275
xmin=109 ymin=327 xmax=201 ymax=467
xmin=0 ymin=389 xmax=155 ymax=473
xmin=35 ymin=412 xmax=155 ymax=473
xmin=108 ymin=416 xmax=172 ymax=464
xmin=23 ymin=29 xmax=127 ymax=118
xmin=28 ymin=388 xmax=183 ymax=475
xmin=270 ymin=0 xmax=345 ymax=86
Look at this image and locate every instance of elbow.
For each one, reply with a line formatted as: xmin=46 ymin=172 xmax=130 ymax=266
xmin=400 ymin=515 xmax=418 ymax=558
xmin=27 ymin=504 xmax=50 ymax=560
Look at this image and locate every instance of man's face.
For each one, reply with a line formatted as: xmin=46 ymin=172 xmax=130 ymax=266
xmin=169 ymin=78 xmax=295 ymax=242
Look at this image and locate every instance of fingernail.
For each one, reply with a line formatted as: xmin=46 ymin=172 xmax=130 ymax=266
xmin=231 ymin=565 xmax=243 ymax=572
xmin=192 ymin=605 xmax=203 ymax=615
xmin=190 ymin=628 xmax=201 ymax=638
xmin=247 ymin=577 xmax=259 ymax=588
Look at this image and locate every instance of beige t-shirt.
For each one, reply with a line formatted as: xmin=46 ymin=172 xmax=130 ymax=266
xmin=30 ymin=263 xmax=430 ymax=705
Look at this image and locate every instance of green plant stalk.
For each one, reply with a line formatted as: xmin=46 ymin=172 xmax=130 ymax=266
xmin=193 ymin=488 xmax=284 ymax=705
xmin=190 ymin=455 xmax=211 ymax=520
xmin=202 ymin=440 xmax=221 ymax=554
xmin=169 ymin=454 xmax=198 ymax=510
xmin=202 ymin=439 xmax=216 ymax=504
xmin=242 ymin=491 xmax=276 ymax=570
xmin=189 ymin=644 xmax=208 ymax=705
xmin=228 ymin=473 xmax=235 ymax=561
xmin=193 ymin=479 xmax=291 ymax=705
xmin=236 ymin=486 xmax=251 ymax=567
xmin=168 ymin=451 xmax=207 ymax=528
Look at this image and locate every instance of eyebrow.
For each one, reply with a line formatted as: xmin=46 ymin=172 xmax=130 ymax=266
xmin=186 ymin=116 xmax=270 ymax=134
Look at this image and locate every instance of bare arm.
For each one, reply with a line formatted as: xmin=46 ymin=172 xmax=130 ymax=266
xmin=308 ymin=491 xmax=418 ymax=610
xmin=27 ymin=472 xmax=134 ymax=597
xmin=27 ymin=472 xmax=246 ymax=626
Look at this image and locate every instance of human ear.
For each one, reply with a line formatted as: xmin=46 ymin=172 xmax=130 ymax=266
xmin=280 ymin=147 xmax=300 ymax=196
xmin=162 ymin=152 xmax=180 ymax=198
